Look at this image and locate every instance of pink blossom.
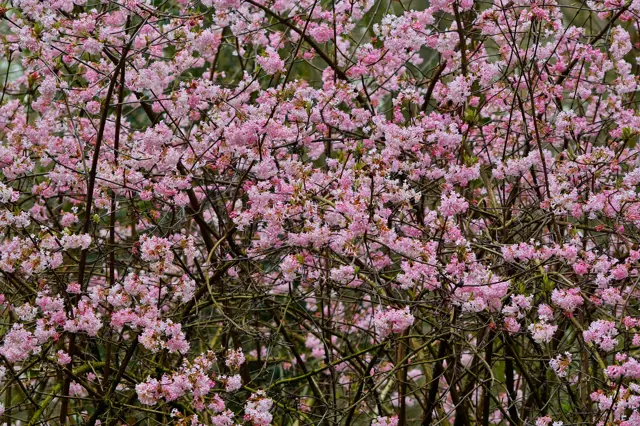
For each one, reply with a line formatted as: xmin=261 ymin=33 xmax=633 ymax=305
xmin=56 ymin=350 xmax=72 ymax=366
xmin=503 ymin=317 xmax=521 ymax=334
xmin=373 ymin=307 xmax=415 ymax=338
xmin=551 ymin=288 xmax=583 ymax=313
xmin=0 ymin=324 xmax=39 ymax=363
xmin=224 ymin=374 xmax=242 ymax=392
xmin=439 ymin=192 xmax=469 ymax=216
xmin=60 ymin=234 xmax=92 ymax=250
xmin=583 ymin=320 xmax=619 ymax=351
xmin=549 ymin=352 xmax=572 ymax=377
xmin=257 ymin=48 xmax=286 ymax=75
xmin=244 ymin=391 xmax=274 ymax=426
xmin=310 ymin=25 xmax=333 ymax=43
xmin=66 ymin=282 xmax=81 ymax=294
xmin=529 ymin=322 xmax=558 ymax=344
xmin=225 ymin=348 xmax=246 ymax=370
xmin=136 ymin=378 xmax=161 ymax=405
xmin=86 ymin=101 xmax=101 ymax=115
xmin=211 ymin=410 xmax=235 ymax=426
xmin=538 ymin=304 xmax=554 ymax=322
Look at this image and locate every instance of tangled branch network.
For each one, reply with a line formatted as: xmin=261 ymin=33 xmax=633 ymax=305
xmin=1 ymin=0 xmax=640 ymax=424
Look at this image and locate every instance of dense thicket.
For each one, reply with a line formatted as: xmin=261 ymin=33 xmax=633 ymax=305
xmin=1 ymin=0 xmax=640 ymax=424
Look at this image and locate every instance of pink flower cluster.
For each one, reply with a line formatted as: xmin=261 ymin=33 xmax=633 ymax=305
xmin=373 ymin=307 xmax=415 ymax=339
xmin=583 ymin=320 xmax=619 ymax=351
xmin=136 ymin=350 xmax=247 ymax=411
xmin=244 ymin=391 xmax=274 ymax=426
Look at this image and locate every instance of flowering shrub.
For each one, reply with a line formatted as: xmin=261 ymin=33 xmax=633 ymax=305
xmin=1 ymin=0 xmax=640 ymax=424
